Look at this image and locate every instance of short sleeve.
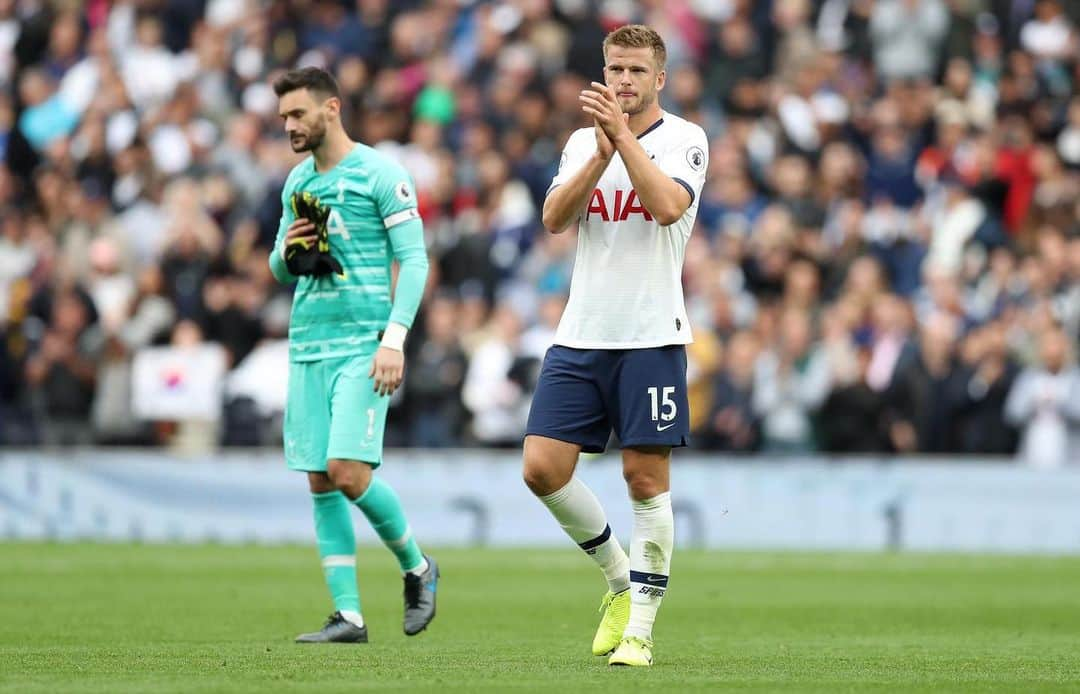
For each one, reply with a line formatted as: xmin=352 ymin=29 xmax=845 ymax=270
xmin=655 ymin=125 xmax=709 ymax=207
xmin=547 ymin=129 xmax=592 ymax=193
xmin=373 ymin=162 xmax=421 ymax=230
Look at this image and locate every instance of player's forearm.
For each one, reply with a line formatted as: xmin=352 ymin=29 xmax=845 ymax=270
xmin=614 ymin=136 xmax=690 ymax=226
xmin=541 ymin=153 xmax=610 ymax=233
xmin=387 ymin=218 xmax=429 ymax=332
xmin=268 ymin=245 xmax=297 ymax=284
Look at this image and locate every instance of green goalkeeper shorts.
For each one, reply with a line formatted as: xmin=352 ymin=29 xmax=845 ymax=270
xmin=283 ymin=353 xmax=390 ymax=471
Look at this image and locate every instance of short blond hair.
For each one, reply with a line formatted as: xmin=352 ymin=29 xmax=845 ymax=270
xmin=602 ymin=24 xmax=667 ymax=70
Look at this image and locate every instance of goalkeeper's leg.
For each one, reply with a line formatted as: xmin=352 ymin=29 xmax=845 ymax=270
xmin=325 ymin=356 xmax=437 ymax=635
xmin=328 ymin=460 xmax=438 ymax=635
xmin=285 ymin=360 xmax=366 ymax=643
xmin=295 ymin=474 xmax=368 ymax=643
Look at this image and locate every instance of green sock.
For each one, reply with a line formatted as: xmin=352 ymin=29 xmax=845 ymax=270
xmin=311 ymin=491 xmax=361 ymax=614
xmin=353 ymin=477 xmax=425 ymax=573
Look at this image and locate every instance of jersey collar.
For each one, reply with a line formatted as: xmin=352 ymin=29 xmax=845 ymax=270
xmin=636 ymin=115 xmax=665 ymax=140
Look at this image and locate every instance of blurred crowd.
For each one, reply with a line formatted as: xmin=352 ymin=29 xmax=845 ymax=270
xmin=1 ymin=0 xmax=1079 ymax=465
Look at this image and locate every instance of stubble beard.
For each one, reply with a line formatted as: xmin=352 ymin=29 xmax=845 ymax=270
xmin=622 ymin=90 xmax=655 ymax=117
xmin=291 ymin=116 xmax=327 ymax=153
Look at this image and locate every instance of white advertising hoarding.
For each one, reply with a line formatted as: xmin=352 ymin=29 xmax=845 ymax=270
xmin=1 ymin=450 xmax=1079 ymax=553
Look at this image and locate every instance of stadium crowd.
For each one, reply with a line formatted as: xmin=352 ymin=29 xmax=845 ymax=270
xmin=1 ymin=0 xmax=1079 ymax=465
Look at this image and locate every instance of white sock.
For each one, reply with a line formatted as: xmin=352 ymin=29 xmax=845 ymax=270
xmin=625 ymin=492 xmax=673 ymax=641
xmin=404 ymin=557 xmax=428 ymax=577
xmin=539 ymin=477 xmax=630 ymax=594
xmin=340 ymin=610 xmax=365 ymax=628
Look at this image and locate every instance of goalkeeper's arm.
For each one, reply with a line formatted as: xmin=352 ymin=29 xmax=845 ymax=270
xmin=380 ymin=217 xmax=429 ymax=350
xmin=269 ymin=217 xmax=317 ymax=283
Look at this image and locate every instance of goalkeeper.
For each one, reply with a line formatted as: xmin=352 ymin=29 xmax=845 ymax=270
xmin=269 ymin=67 xmax=437 ymax=644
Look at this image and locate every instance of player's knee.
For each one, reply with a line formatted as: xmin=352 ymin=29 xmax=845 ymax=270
xmin=522 ymin=435 xmax=578 ymax=496
xmin=307 ymin=472 xmax=335 ymax=494
xmin=522 ymin=456 xmax=568 ymax=497
xmin=522 ymin=458 xmax=553 ymax=496
xmin=326 ymin=459 xmax=372 ymax=498
xmin=623 ymin=467 xmax=665 ymax=501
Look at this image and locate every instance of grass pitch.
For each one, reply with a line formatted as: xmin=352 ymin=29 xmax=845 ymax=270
xmin=2 ymin=544 xmax=1079 ymax=692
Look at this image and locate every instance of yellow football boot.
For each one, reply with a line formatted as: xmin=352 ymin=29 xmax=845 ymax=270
xmin=591 ymin=589 xmax=630 ymax=656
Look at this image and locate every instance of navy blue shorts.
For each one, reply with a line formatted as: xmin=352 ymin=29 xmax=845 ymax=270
xmin=525 ymin=345 xmax=690 ymax=453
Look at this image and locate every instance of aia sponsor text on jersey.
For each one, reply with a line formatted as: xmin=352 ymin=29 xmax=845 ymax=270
xmin=586 ymin=188 xmax=654 ymax=222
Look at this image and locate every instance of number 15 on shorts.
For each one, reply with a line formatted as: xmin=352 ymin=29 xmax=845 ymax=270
xmin=648 ymin=386 xmax=677 ymax=430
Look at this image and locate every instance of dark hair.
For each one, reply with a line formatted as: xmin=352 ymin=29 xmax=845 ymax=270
xmin=272 ymin=67 xmax=341 ymax=100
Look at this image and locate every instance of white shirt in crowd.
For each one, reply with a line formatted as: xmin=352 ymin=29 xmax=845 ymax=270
xmin=1005 ymin=367 xmax=1080 ymax=469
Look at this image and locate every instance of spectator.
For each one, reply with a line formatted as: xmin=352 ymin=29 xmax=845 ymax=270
xmin=462 ymin=302 xmax=534 ymax=447
xmin=753 ymin=308 xmax=831 ymax=453
xmin=521 ymin=291 xmax=565 ymax=360
xmin=686 ymin=322 xmax=723 ymax=436
xmin=1005 ymin=328 xmax=1080 ymax=468
xmin=0 ymin=0 xmax=1075 ymax=461
xmin=866 ymin=292 xmax=916 ymax=393
xmin=1057 ymin=96 xmax=1080 ymax=168
xmin=950 ymin=319 xmax=1019 ymax=455
xmin=700 ymin=330 xmax=760 ymax=452
xmin=818 ymin=336 xmax=889 ymax=453
xmin=705 ymin=17 xmax=767 ymax=108
xmin=24 ymin=288 xmax=103 ymax=445
xmin=1019 ymin=1 xmax=1076 ymax=65
xmin=117 ymin=12 xmax=180 ymax=112
xmin=93 ymin=264 xmax=175 ymax=445
xmin=406 ymin=293 xmax=468 ymax=448
xmin=870 ymin=0 xmax=949 ymax=83
xmin=884 ymin=312 xmax=961 ymax=453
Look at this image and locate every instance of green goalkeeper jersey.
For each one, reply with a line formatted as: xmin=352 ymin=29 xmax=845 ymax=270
xmin=271 ymin=143 xmax=427 ymax=362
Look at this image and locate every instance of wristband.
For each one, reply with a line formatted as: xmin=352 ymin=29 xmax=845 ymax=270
xmin=380 ymin=322 xmax=408 ymax=351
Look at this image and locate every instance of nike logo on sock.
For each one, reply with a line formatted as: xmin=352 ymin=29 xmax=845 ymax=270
xmin=630 ymin=570 xmax=669 ymax=587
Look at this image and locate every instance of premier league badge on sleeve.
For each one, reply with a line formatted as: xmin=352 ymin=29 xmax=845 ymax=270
xmin=686 ymin=146 xmax=705 ymax=171
xmin=395 ymin=181 xmax=412 ymax=203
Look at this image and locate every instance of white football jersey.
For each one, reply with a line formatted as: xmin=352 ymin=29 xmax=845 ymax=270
xmin=549 ymin=111 xmax=708 ymax=349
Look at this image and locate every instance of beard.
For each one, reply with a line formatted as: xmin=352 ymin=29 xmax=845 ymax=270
xmin=620 ymin=89 xmax=655 ymax=116
xmin=290 ymin=116 xmax=327 ymax=152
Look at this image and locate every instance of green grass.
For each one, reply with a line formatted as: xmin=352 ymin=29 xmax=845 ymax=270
xmin=2 ymin=545 xmax=1080 ymax=692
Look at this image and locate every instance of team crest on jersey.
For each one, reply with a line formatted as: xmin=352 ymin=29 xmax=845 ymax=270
xmin=395 ymin=181 xmax=412 ymax=202
xmin=686 ymin=146 xmax=705 ymax=171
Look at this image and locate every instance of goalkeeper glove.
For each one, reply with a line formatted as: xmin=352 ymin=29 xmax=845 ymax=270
xmin=285 ymin=191 xmax=344 ymax=277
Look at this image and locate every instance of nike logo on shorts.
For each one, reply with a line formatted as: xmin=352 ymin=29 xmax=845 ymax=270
xmin=656 ymin=422 xmax=675 ymax=432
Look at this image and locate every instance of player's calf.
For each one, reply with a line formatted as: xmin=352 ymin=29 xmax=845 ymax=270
xmin=624 ymin=492 xmax=673 ymax=647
